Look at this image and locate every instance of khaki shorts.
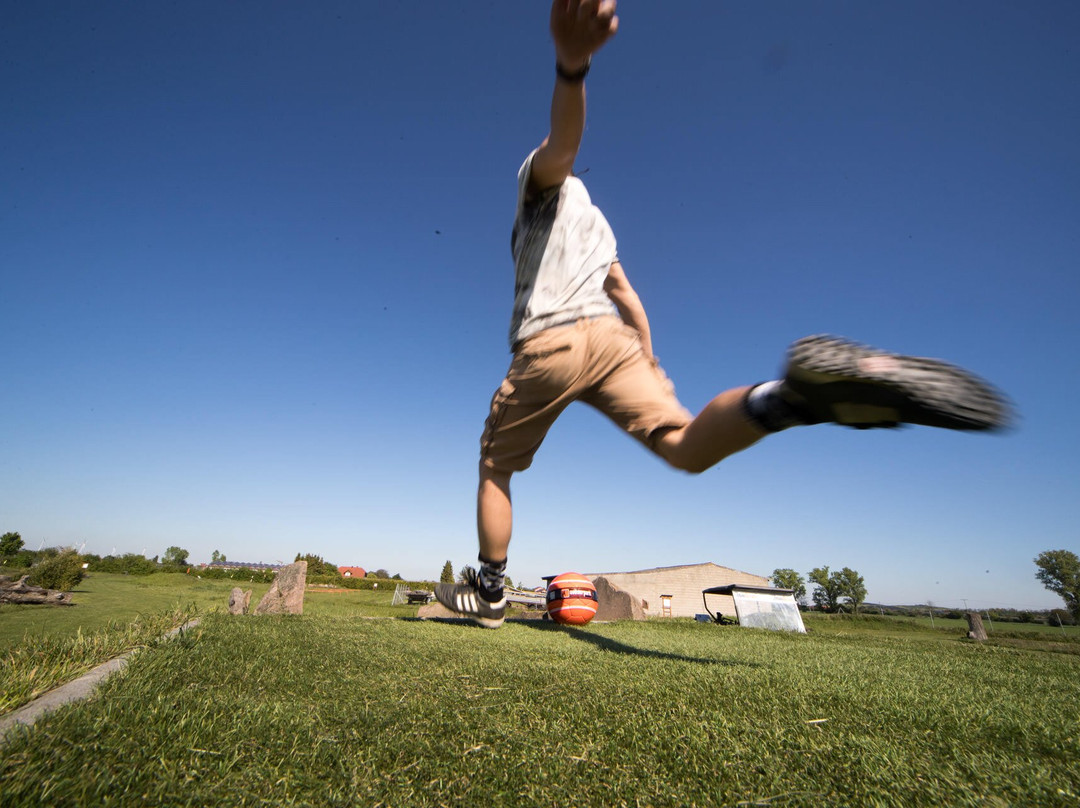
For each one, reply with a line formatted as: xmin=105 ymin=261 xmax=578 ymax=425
xmin=480 ymin=316 xmax=693 ymax=473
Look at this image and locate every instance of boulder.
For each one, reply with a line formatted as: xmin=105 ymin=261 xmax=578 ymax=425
xmin=592 ymin=576 xmax=646 ymax=621
xmin=255 ymin=561 xmax=307 ymax=615
xmin=228 ymin=587 xmax=251 ymax=615
xmin=416 ymin=601 xmax=459 ymax=619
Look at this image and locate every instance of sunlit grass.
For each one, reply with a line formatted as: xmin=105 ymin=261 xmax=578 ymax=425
xmin=1 ymin=614 xmax=1077 ymax=807
xmin=0 ymin=572 xmax=271 ymax=648
xmin=0 ymin=606 xmax=196 ymax=714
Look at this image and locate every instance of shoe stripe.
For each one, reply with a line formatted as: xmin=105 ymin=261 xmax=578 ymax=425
xmin=456 ymin=592 xmax=477 ymax=614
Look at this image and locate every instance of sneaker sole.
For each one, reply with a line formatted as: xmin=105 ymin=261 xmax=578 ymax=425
xmin=786 ymin=335 xmax=1013 ymax=431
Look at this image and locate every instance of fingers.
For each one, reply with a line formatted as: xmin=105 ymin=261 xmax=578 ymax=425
xmin=578 ymin=0 xmax=616 ymax=25
xmin=551 ymin=0 xmax=618 ymax=59
xmin=555 ymin=0 xmax=616 ymax=31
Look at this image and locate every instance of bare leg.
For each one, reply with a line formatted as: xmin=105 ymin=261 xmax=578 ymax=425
xmin=477 ymin=463 xmax=513 ymax=563
xmin=656 ymin=386 xmax=766 ymax=474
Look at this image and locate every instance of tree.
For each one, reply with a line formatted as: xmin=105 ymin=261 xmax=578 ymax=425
xmin=374 ymin=568 xmax=390 ymax=579
xmin=295 ymin=553 xmax=340 ymax=577
xmin=770 ymin=568 xmax=807 ymax=604
xmin=504 ymin=575 xmax=515 ymax=590
xmin=1 ymin=531 xmax=24 ymax=560
xmin=211 ymin=550 xmax=227 ymax=563
xmin=808 ymin=566 xmax=842 ymax=612
xmin=440 ymin=560 xmax=454 ymax=584
xmin=163 ymin=546 xmax=190 ymax=566
xmin=809 ymin=565 xmax=866 ymax=614
xmin=837 ymin=567 xmax=867 ymax=613
xmin=458 ymin=564 xmax=476 ymax=584
xmin=1035 ymin=549 xmax=1080 ymax=622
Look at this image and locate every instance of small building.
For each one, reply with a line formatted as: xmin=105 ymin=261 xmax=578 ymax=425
xmin=338 ymin=566 xmax=367 ymax=579
xmin=585 ymin=562 xmax=769 ymax=619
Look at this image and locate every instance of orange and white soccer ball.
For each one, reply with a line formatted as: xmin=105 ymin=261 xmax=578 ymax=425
xmin=545 ymin=572 xmax=598 ymax=625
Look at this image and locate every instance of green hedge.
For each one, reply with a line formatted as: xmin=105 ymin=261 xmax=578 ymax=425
xmin=198 ymin=567 xmax=277 ymax=584
xmin=306 ymin=574 xmax=437 ymax=591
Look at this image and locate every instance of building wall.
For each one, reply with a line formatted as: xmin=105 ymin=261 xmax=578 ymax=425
xmin=586 ymin=563 xmax=769 ymax=619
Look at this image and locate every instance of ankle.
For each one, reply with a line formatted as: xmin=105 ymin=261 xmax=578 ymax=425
xmin=743 ymin=380 xmax=812 ymax=432
xmin=477 ymin=554 xmax=507 ymax=601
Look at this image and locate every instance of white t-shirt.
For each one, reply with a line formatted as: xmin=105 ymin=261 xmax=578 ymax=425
xmin=508 ymin=150 xmax=618 ymax=348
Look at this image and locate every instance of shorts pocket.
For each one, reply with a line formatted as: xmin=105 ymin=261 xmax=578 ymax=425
xmin=517 ymin=329 xmax=575 ymax=361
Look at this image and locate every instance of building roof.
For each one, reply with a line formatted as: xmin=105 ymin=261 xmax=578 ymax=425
xmin=583 ymin=561 xmax=769 ymax=619
xmin=338 ymin=566 xmax=367 ymax=577
xmin=587 ymin=561 xmax=763 ymax=580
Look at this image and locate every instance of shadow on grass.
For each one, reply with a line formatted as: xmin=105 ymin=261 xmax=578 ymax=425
xmin=521 ymin=620 xmax=760 ymax=667
xmin=403 ymin=617 xmax=757 ymax=666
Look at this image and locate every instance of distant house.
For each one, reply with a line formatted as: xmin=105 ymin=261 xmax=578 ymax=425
xmin=338 ymin=566 xmax=367 ymax=578
xmin=585 ymin=562 xmax=769 ymax=619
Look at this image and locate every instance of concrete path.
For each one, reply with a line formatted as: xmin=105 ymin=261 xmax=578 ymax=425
xmin=0 ymin=618 xmax=200 ymax=743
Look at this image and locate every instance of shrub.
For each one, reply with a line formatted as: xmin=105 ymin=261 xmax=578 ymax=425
xmin=27 ymin=550 xmax=85 ymax=591
xmin=8 ymin=550 xmax=38 ymax=569
xmin=87 ymin=554 xmax=159 ymax=575
xmin=1049 ymin=609 xmax=1076 ymax=627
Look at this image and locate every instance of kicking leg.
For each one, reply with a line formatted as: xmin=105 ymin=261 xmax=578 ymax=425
xmin=655 ymin=386 xmax=767 ymax=474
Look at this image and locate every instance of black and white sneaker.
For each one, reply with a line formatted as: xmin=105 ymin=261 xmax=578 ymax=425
xmin=434 ymin=568 xmax=506 ymax=628
xmin=782 ymin=335 xmax=1013 ymax=431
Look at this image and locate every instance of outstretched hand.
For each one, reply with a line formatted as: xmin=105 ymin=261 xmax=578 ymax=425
xmin=550 ymin=0 xmax=619 ymax=68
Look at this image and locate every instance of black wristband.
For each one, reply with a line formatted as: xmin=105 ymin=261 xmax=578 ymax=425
xmin=556 ymin=59 xmax=591 ymax=83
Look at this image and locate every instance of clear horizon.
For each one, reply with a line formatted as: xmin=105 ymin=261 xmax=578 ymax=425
xmin=3 ymin=2 xmax=1078 ymax=615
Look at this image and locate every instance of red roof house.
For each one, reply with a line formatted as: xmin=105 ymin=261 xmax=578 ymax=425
xmin=338 ymin=566 xmax=366 ymax=578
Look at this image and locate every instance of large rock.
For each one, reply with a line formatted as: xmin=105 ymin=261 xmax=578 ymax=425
xmin=592 ymin=576 xmax=646 ymax=621
xmin=228 ymin=587 xmax=251 ymax=615
xmin=255 ymin=561 xmax=307 ymax=615
xmin=416 ymin=601 xmax=459 ymax=619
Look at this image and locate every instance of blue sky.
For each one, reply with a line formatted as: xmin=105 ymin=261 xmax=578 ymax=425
xmin=3 ymin=1 xmax=1077 ymax=611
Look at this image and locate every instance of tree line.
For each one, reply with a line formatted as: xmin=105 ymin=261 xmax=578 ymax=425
xmin=770 ymin=566 xmax=867 ymax=613
xmin=4 ymin=531 xmax=1078 ymax=619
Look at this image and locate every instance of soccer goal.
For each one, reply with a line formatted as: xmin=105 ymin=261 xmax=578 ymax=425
xmin=701 ymin=584 xmax=806 ymax=633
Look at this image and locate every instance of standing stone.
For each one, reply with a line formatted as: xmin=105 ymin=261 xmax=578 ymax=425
xmin=255 ymin=561 xmax=307 ymax=615
xmin=228 ymin=587 xmax=252 ymax=615
xmin=592 ymin=576 xmax=646 ymax=621
xmin=966 ymin=611 xmax=988 ymax=641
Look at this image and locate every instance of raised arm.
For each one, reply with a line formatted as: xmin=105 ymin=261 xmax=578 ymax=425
xmin=604 ymin=260 xmax=654 ymax=361
xmin=528 ymin=0 xmax=619 ymax=195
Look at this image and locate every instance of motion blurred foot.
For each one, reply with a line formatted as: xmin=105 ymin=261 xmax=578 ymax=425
xmin=780 ymin=335 xmax=1013 ymax=431
xmin=434 ymin=568 xmax=506 ymax=628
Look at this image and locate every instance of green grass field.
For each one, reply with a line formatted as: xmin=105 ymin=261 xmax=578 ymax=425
xmin=0 ymin=573 xmax=428 ymax=714
xmin=0 ymin=571 xmax=272 ymax=648
xmin=1 ymin=575 xmax=1078 ymax=807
